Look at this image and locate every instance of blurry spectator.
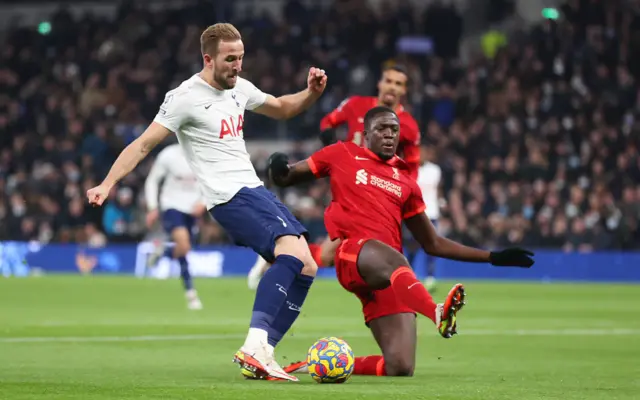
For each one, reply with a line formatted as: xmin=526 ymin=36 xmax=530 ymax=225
xmin=102 ymin=188 xmax=136 ymax=242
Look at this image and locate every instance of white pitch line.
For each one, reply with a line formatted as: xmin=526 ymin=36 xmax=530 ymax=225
xmin=1 ymin=328 xmax=639 ymax=344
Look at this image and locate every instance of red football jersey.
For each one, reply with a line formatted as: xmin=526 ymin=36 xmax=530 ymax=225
xmin=308 ymin=142 xmax=426 ymax=252
xmin=320 ymin=96 xmax=421 ymax=178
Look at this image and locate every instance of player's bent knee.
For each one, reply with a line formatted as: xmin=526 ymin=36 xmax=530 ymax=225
xmin=299 ymin=237 xmax=318 ymax=276
xmin=274 ymin=235 xmax=306 ymax=259
xmin=390 ymin=252 xmax=410 ymax=270
xmin=383 ymin=252 xmax=411 ymax=279
xmin=384 ymin=357 xmax=415 ymax=377
xmin=300 ymin=258 xmax=318 ymax=276
xmin=274 ymin=235 xmax=317 ymax=276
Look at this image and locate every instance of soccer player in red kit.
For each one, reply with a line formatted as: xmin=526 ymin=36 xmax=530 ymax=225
xmin=267 ymin=106 xmax=535 ymax=377
xmin=246 ymin=64 xmax=420 ymax=288
xmin=303 ymin=64 xmax=421 ymax=269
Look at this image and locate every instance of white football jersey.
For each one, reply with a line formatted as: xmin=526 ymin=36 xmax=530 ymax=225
xmin=153 ymin=74 xmax=267 ymax=208
xmin=417 ymin=162 xmax=442 ymax=219
xmin=145 ymin=144 xmax=203 ymax=214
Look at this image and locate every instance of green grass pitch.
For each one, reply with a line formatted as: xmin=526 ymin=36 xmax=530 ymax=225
xmin=1 ymin=276 xmax=639 ymax=399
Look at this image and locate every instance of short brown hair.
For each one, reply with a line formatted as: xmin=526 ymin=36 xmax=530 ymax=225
xmin=383 ymin=63 xmax=408 ymax=76
xmin=200 ymin=23 xmax=242 ymax=55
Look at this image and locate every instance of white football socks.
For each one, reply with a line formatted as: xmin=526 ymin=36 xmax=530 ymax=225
xmin=244 ymin=327 xmax=269 ymax=351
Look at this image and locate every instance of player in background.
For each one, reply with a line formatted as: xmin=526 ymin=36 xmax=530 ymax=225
xmin=247 ymin=64 xmax=420 ymax=288
xmin=144 ymin=143 xmax=206 ymax=310
xmin=319 ymin=64 xmax=421 ymax=177
xmin=87 ymin=23 xmax=327 ymax=381
xmin=267 ymin=106 xmax=534 ymax=377
xmin=410 ymin=145 xmax=442 ymax=291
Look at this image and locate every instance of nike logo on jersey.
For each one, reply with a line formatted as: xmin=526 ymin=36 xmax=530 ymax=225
xmin=231 ymin=92 xmax=240 ymax=107
xmin=204 ymin=104 xmax=212 ymax=109
xmin=355 ymin=156 xmax=370 ymax=161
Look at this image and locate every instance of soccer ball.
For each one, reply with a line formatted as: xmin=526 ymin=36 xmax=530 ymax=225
xmin=307 ymin=337 xmax=355 ymax=383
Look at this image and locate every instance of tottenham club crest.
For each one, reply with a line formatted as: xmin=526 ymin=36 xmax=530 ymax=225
xmin=231 ymin=92 xmax=240 ymax=107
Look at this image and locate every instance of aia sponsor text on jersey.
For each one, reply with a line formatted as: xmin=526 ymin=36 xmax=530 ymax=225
xmin=219 ymin=115 xmax=244 ymax=138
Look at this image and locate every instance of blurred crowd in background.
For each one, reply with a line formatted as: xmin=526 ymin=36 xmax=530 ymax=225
xmin=1 ymin=0 xmax=639 ymax=250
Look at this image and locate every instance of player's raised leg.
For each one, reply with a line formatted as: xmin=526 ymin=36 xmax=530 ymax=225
xmin=248 ymin=234 xmax=316 ymax=380
xmin=356 ymin=239 xmax=465 ymax=338
xmin=211 ymin=186 xmax=317 ymax=381
xmin=261 ymin=191 xmax=318 ymax=378
xmin=267 ymin=236 xmax=314 ymax=346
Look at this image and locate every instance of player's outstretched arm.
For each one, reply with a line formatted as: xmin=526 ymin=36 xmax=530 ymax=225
xmin=87 ymin=122 xmax=170 ymax=206
xmin=254 ymin=67 xmax=327 ymax=120
xmin=267 ymin=152 xmax=316 ymax=187
xmin=405 ymin=212 xmax=535 ymax=268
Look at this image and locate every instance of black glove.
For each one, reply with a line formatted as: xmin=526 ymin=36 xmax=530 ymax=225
xmin=489 ymin=248 xmax=535 ymax=268
xmin=319 ymin=129 xmax=337 ymax=146
xmin=267 ymin=152 xmax=290 ymax=186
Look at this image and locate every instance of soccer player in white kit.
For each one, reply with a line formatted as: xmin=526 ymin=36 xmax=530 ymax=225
xmin=86 ymin=23 xmax=327 ymax=382
xmin=415 ymin=145 xmax=442 ymax=291
xmin=144 ymin=143 xmax=205 ymax=310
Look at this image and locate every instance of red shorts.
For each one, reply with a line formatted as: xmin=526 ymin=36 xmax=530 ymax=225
xmin=335 ymin=238 xmax=414 ymax=324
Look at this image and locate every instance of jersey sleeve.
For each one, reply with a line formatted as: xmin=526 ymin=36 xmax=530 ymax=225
xmin=307 ymin=143 xmax=345 ymax=178
xmin=153 ymin=91 xmax=191 ymax=133
xmin=402 ymin=180 xmax=427 ymax=219
xmin=239 ymin=78 xmax=268 ymax=110
xmin=320 ymin=97 xmax=353 ymax=130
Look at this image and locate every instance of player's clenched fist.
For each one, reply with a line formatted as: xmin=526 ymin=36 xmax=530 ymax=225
xmin=86 ymin=184 xmax=111 ymax=207
xmin=307 ymin=67 xmax=327 ymax=93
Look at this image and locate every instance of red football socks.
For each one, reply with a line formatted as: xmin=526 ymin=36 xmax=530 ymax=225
xmin=308 ymin=243 xmax=324 ymax=267
xmin=354 ymin=355 xmax=386 ymax=376
xmin=390 ymin=266 xmax=437 ymax=323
